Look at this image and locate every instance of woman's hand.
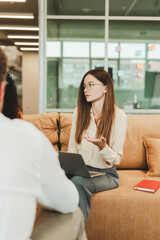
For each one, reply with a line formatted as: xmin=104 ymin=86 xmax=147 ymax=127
xmin=83 ymin=130 xmax=107 ymax=150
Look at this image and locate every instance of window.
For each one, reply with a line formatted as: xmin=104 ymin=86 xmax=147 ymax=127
xmin=47 ymin=41 xmax=61 ymax=57
xmin=63 ymin=42 xmax=89 ymax=58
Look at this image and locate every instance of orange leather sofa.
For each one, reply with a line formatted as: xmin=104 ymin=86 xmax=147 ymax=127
xmin=24 ymin=113 xmax=160 ymax=240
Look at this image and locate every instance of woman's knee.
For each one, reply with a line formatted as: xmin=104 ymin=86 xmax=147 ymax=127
xmin=71 ymin=176 xmax=86 ymax=185
xmin=114 ymin=177 xmax=119 ymax=188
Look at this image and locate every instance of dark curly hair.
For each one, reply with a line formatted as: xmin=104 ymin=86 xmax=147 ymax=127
xmin=2 ymin=74 xmax=22 ymax=119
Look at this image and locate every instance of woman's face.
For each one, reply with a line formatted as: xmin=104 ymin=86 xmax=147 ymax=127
xmin=83 ymin=74 xmax=107 ymax=103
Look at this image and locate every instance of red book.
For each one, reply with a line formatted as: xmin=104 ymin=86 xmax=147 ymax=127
xmin=134 ymin=179 xmax=160 ymax=193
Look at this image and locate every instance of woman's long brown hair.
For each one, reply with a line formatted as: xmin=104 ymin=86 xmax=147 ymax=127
xmin=75 ymin=68 xmax=116 ymax=145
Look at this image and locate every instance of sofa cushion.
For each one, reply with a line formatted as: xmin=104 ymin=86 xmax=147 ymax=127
xmin=118 ymin=114 xmax=160 ymax=170
xmin=86 ymin=170 xmax=160 ymax=240
xmin=143 ymin=136 xmax=160 ymax=177
xmin=24 ymin=113 xmax=59 ymax=151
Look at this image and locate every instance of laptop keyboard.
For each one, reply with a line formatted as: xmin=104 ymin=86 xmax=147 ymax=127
xmin=89 ymin=171 xmax=105 ymax=177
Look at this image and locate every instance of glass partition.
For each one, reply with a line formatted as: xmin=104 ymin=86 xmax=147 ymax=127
xmin=63 ymin=42 xmax=89 ymax=58
xmin=109 ymin=0 xmax=160 ymax=16
xmin=47 ymin=20 xmax=105 ymax=39
xmin=46 ymin=41 xmax=61 ymax=57
xmin=60 ymin=58 xmax=89 ymax=108
xmin=147 ymin=44 xmax=160 ymax=59
xmin=40 ymin=0 xmax=160 ymax=112
xmin=46 ymin=19 xmax=105 ymax=109
xmin=120 ymin=43 xmax=145 ymax=59
xmin=47 ymin=0 xmax=105 ymax=16
xmin=109 ymin=20 xmax=160 ymax=109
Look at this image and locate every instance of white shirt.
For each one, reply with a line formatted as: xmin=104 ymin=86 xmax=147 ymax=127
xmin=68 ymin=106 xmax=127 ymax=168
xmin=0 ymin=113 xmax=79 ymax=240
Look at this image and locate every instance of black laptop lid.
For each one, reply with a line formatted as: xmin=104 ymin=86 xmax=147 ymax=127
xmin=58 ymin=152 xmax=90 ymax=178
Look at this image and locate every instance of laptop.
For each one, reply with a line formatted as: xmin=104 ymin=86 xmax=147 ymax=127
xmin=58 ymin=151 xmax=105 ymax=178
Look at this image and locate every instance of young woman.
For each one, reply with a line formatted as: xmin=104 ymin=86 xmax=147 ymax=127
xmin=2 ymin=73 xmax=23 ymax=119
xmin=68 ymin=68 xmax=127 ymax=223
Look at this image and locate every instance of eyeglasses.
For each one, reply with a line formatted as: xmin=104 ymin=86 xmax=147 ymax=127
xmin=81 ymin=82 xmax=104 ymax=91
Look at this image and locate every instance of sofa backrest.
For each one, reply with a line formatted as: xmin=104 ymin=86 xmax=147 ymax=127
xmin=24 ymin=112 xmax=160 ymax=170
xmin=24 ymin=112 xmax=59 ymax=151
xmin=59 ymin=113 xmax=160 ymax=170
xmin=119 ymin=114 xmax=160 ymax=169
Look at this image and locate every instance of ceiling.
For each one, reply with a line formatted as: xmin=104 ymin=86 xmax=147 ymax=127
xmin=0 ymin=0 xmax=38 ymax=49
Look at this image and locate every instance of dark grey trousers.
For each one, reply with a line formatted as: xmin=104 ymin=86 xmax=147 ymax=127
xmin=71 ymin=165 xmax=119 ymax=223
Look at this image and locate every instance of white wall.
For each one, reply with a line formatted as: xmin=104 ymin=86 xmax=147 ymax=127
xmin=22 ymin=52 xmax=39 ymax=114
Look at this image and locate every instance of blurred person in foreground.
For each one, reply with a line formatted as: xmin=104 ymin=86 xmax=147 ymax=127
xmin=2 ymin=73 xmax=22 ymax=119
xmin=0 ymin=47 xmax=86 ymax=240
